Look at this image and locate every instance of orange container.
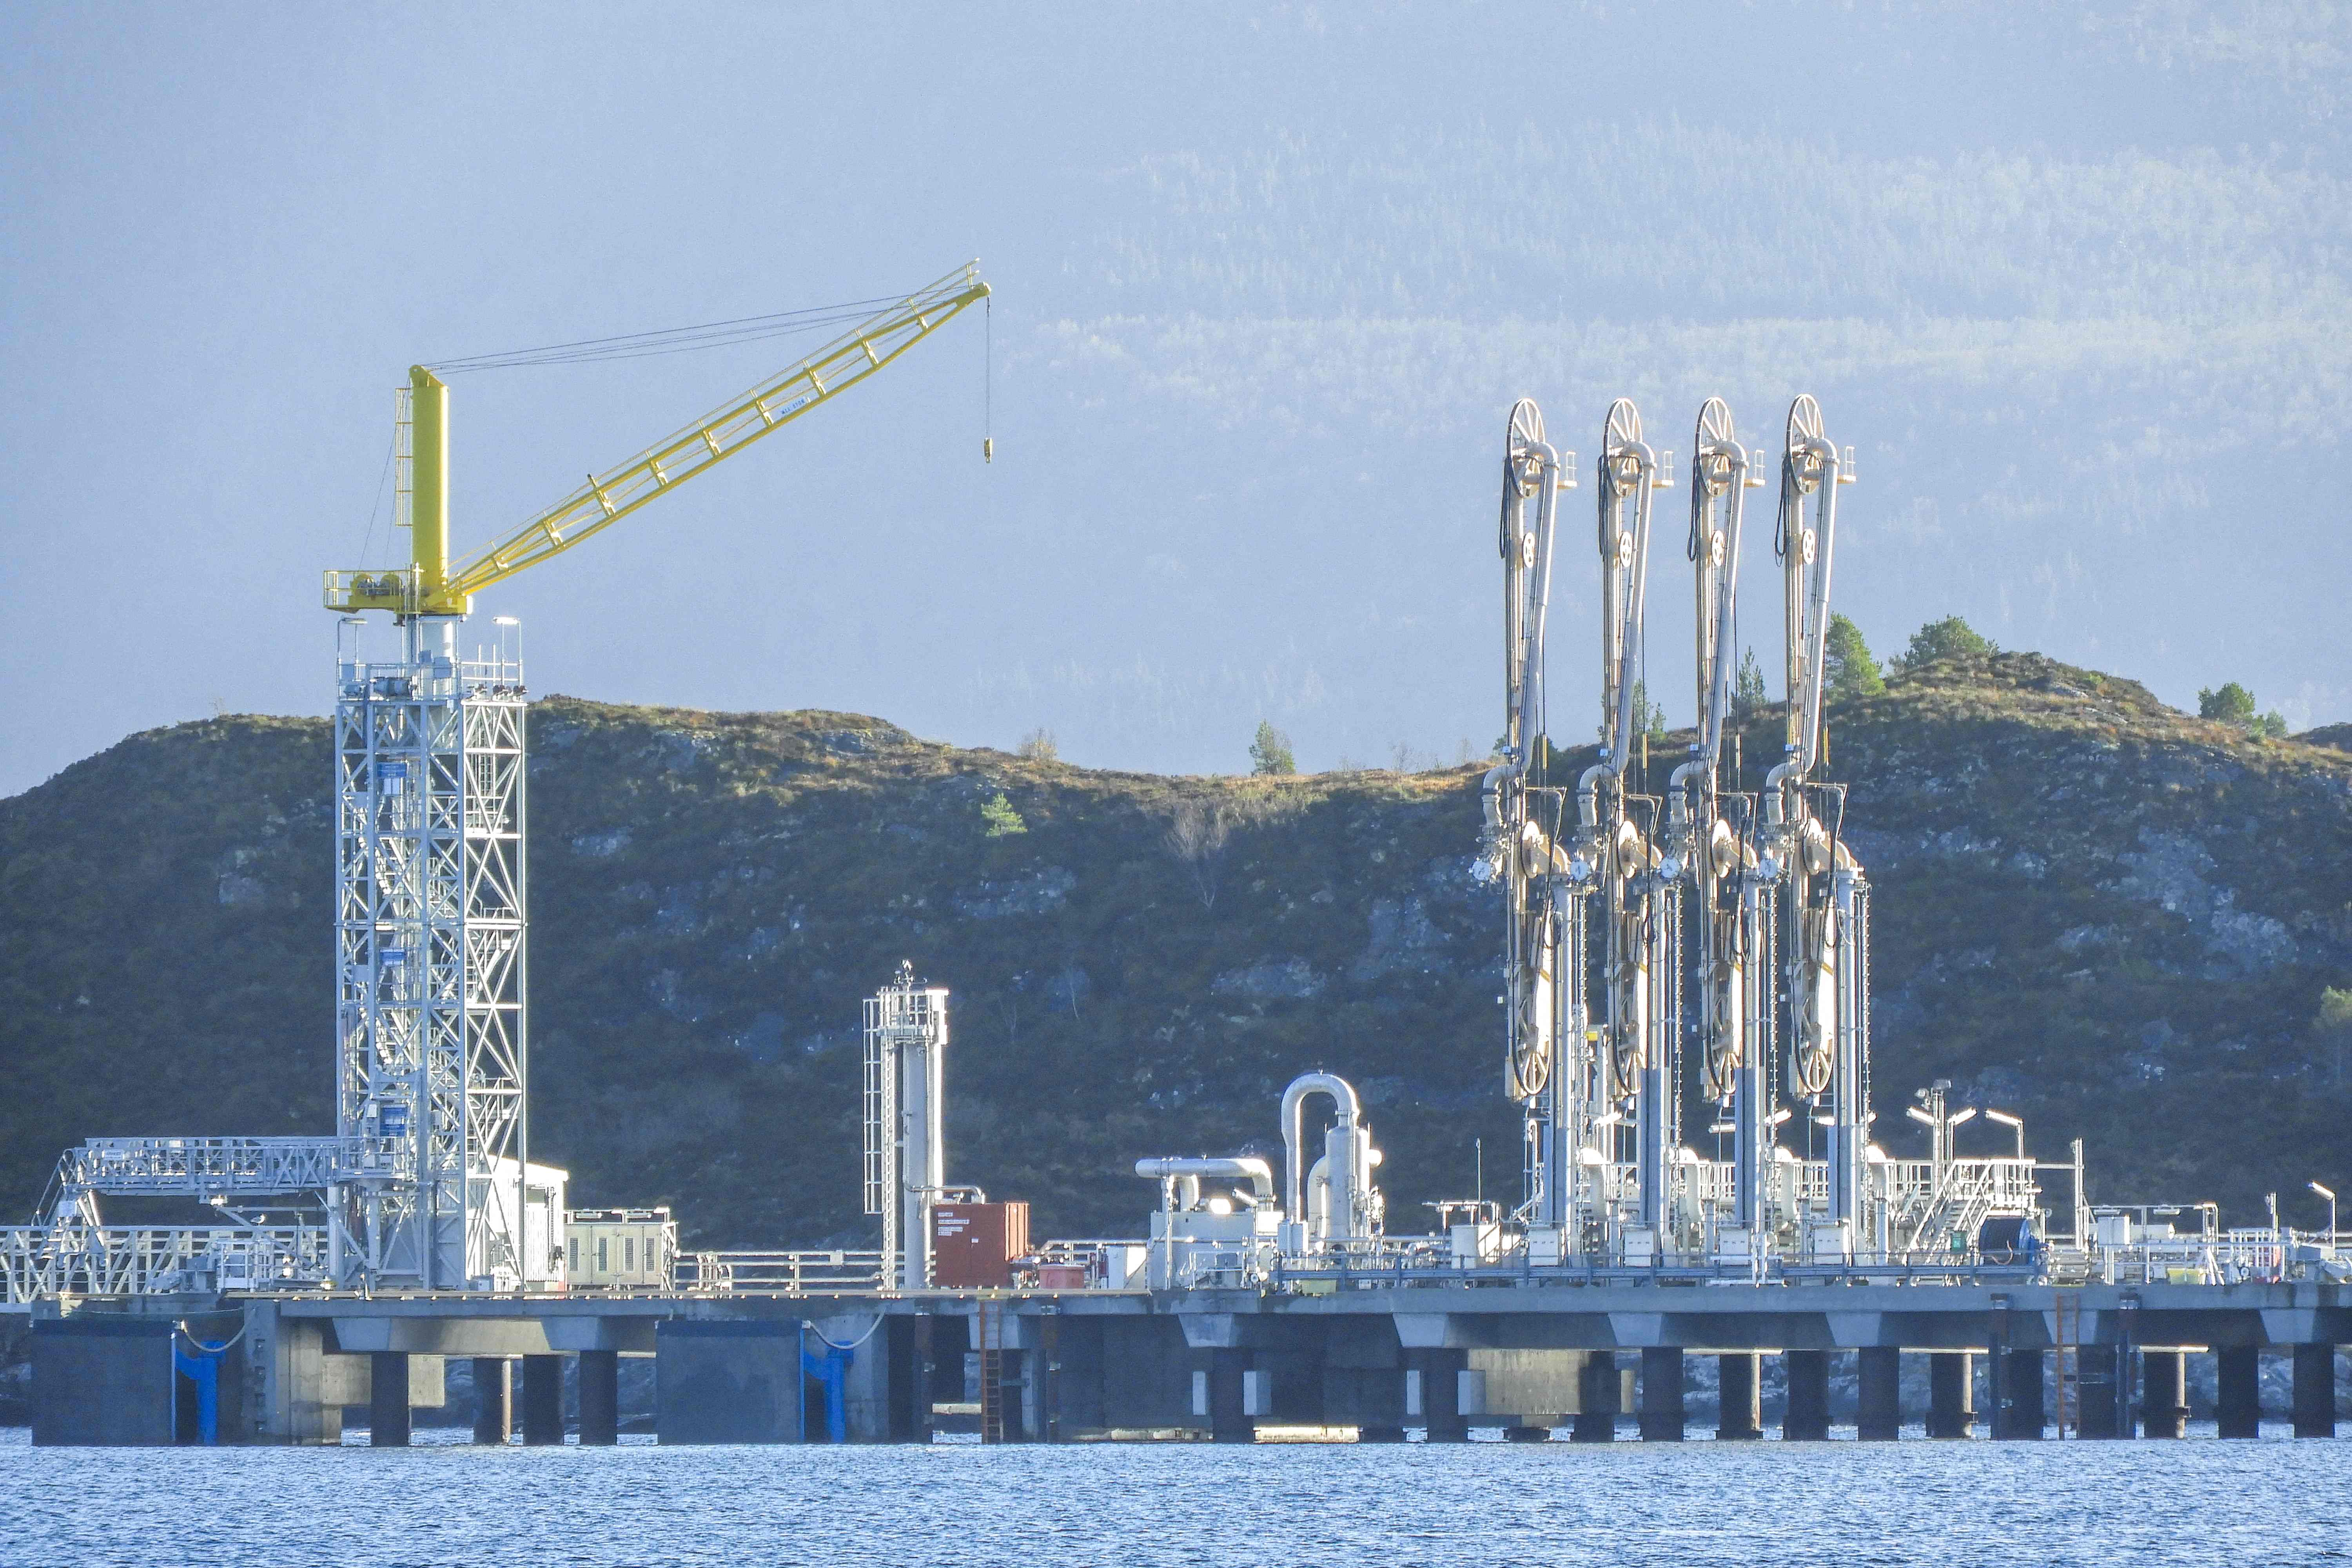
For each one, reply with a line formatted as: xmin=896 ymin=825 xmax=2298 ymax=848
xmin=932 ymin=1202 xmax=1030 ymax=1288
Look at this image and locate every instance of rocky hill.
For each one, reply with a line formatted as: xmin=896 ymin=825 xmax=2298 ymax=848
xmin=2 ymin=651 xmax=2347 ymax=1247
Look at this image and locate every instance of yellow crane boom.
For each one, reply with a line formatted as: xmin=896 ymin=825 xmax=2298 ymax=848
xmin=326 ymin=261 xmax=989 ymax=618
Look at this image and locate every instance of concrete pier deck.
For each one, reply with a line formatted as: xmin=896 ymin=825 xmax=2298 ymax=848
xmin=27 ymin=1277 xmax=2346 ymax=1446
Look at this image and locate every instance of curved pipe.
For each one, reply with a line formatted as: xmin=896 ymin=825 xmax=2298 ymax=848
xmin=1132 ymin=1156 xmax=1274 ymax=1205
xmin=1280 ymin=1073 xmax=1360 ymax=1223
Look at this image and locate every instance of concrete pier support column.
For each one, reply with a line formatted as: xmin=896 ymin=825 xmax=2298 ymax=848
xmin=2291 ymin=1344 xmax=2337 ymax=1439
xmin=2216 ymin=1347 xmax=2261 ymax=1439
xmin=2078 ymin=1344 xmax=2125 ymax=1439
xmin=1408 ymin=1349 xmax=1467 ymax=1443
xmin=1783 ymin=1350 xmax=1831 ymax=1440
xmin=368 ymin=1353 xmax=411 ymax=1447
xmin=1996 ymin=1348 xmax=2045 ymax=1439
xmin=2140 ymin=1350 xmax=2187 ymax=1439
xmin=1638 ymin=1348 xmax=1685 ymax=1440
xmin=1208 ymin=1348 xmax=1252 ymax=1444
xmin=521 ymin=1354 xmax=565 ymax=1446
xmin=1572 ymin=1351 xmax=1618 ymax=1442
xmin=1926 ymin=1352 xmax=1974 ymax=1438
xmin=471 ymin=1358 xmax=511 ymax=1445
xmin=577 ymin=1350 xmax=619 ymax=1446
xmin=1717 ymin=1352 xmax=1762 ymax=1441
xmin=1856 ymin=1348 xmax=1901 ymax=1440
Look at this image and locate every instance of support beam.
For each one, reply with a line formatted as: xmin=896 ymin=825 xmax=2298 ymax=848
xmin=2140 ymin=1349 xmax=2187 ymax=1439
xmin=1783 ymin=1349 xmax=1830 ymax=1440
xmin=1638 ymin=1347 xmax=1684 ymax=1441
xmin=1717 ymin=1352 xmax=1762 ymax=1441
xmin=1997 ymin=1347 xmax=2045 ymax=1440
xmin=1409 ymin=1349 xmax=1468 ymax=1443
xmin=2291 ymin=1343 xmax=2337 ymax=1439
xmin=578 ymin=1350 xmax=619 ymax=1446
xmin=1856 ymin=1347 xmax=1900 ymax=1440
xmin=1572 ymin=1350 xmax=1617 ymax=1442
xmin=1208 ymin=1348 xmax=1251 ymax=1444
xmin=1927 ymin=1351 xmax=1974 ymax=1439
xmin=2078 ymin=1343 xmax=2125 ymax=1439
xmin=521 ymin=1354 xmax=564 ymax=1446
xmin=368 ymin=1352 xmax=411 ymax=1447
xmin=471 ymin=1357 xmax=510 ymax=1445
xmin=2216 ymin=1347 xmax=2260 ymax=1439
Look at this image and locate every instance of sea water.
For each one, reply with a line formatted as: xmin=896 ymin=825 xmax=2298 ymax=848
xmin=1 ymin=1424 xmax=2344 ymax=1567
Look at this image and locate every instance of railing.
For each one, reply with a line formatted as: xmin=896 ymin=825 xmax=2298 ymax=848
xmin=1 ymin=1224 xmax=332 ymax=1306
xmin=673 ymin=1249 xmax=888 ymax=1294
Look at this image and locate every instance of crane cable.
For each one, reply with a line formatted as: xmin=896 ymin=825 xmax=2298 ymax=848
xmin=424 ymin=293 xmax=909 ymax=375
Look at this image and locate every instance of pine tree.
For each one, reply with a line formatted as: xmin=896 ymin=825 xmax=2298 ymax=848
xmin=1895 ymin=615 xmax=1994 ymax=671
xmin=1823 ymin=614 xmax=1886 ymax=702
xmin=1731 ymin=648 xmax=1768 ymax=719
xmin=2198 ymin=682 xmax=2287 ymax=738
xmin=1248 ymin=721 xmax=1295 ymax=775
xmin=980 ymin=791 xmax=1026 ymax=837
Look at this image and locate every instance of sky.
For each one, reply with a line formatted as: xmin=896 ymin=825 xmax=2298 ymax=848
xmin=3 ymin=1 xmax=2348 ymax=795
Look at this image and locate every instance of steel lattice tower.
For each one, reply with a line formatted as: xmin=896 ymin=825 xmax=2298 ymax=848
xmin=334 ymin=616 xmax=526 ymax=1289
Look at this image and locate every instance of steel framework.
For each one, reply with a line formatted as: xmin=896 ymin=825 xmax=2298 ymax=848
xmin=333 ymin=619 xmax=530 ymax=1289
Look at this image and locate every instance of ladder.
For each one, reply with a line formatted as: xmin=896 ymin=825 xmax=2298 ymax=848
xmin=978 ymin=1297 xmax=1007 ymax=1445
xmin=2053 ymin=1290 xmax=2082 ymax=1438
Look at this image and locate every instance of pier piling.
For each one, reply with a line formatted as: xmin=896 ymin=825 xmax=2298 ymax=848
xmin=1782 ymin=1350 xmax=1830 ymax=1440
xmin=2216 ymin=1347 xmax=2260 ymax=1439
xmin=1856 ymin=1347 xmax=1900 ymax=1440
xmin=472 ymin=1358 xmax=510 ymax=1445
xmin=1927 ymin=1351 xmax=1973 ymax=1438
xmin=1638 ymin=1347 xmax=1684 ymax=1440
xmin=2291 ymin=1344 xmax=2337 ymax=1439
xmin=1717 ymin=1352 xmax=1762 ymax=1440
xmin=521 ymin=1354 xmax=564 ymax=1445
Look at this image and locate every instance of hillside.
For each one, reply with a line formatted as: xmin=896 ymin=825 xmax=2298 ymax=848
xmin=2 ymin=652 xmax=2347 ymax=1247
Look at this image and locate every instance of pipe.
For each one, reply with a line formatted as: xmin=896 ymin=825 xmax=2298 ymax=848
xmin=1132 ymin=1157 xmax=1274 ymax=1205
xmin=1279 ymin=1073 xmax=1361 ymax=1225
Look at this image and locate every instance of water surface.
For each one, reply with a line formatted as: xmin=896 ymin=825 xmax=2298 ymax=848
xmin=2 ymin=1425 xmax=2343 ymax=1567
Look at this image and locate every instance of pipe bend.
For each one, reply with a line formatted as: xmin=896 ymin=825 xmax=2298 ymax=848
xmin=1577 ymin=764 xmax=1607 ymax=828
xmin=1280 ymin=1073 xmax=1361 ymax=1220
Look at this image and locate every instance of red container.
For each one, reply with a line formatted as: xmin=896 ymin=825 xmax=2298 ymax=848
xmin=1035 ymin=1263 xmax=1087 ymax=1290
xmin=932 ymin=1202 xmax=1030 ymax=1288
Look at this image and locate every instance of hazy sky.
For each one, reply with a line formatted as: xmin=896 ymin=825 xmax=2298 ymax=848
xmin=4 ymin=2 xmax=2347 ymax=795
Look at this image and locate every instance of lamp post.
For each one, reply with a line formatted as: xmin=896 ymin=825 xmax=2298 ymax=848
xmin=2313 ymin=1182 xmax=2338 ymax=1256
xmin=1982 ymin=1109 xmax=2025 ymax=1161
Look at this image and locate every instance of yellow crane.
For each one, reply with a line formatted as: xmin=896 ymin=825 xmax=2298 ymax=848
xmin=318 ymin=262 xmax=988 ymax=1294
xmin=327 ymin=260 xmax=990 ymax=617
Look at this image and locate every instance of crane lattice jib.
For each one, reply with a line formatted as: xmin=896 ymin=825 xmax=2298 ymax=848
xmin=326 ymin=262 xmax=989 ymax=617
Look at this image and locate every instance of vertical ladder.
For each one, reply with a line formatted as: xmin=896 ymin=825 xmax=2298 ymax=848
xmin=2053 ymin=1290 xmax=2081 ymax=1438
xmin=978 ymin=1297 xmax=1006 ymax=1445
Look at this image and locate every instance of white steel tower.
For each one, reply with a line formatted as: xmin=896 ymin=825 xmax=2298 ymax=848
xmin=864 ymin=964 xmax=950 ymax=1291
xmin=332 ymin=608 xmax=543 ymax=1289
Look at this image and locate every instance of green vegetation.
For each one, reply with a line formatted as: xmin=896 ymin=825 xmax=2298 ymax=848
xmin=1895 ymin=614 xmax=1995 ymax=671
xmin=980 ymin=791 xmax=1027 ymax=837
xmin=1016 ymin=728 xmax=1059 ymax=762
xmin=2198 ymin=682 xmax=2289 ymax=739
xmin=1731 ymin=648 xmax=1768 ymax=719
xmin=2 ymin=657 xmax=2348 ymax=1250
xmin=1248 ymin=721 xmax=1295 ymax=776
xmin=1824 ymin=613 xmax=1885 ymax=702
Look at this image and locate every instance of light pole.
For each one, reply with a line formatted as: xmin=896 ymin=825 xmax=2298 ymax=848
xmin=1982 ymin=1109 xmax=2025 ymax=1160
xmin=2313 ymin=1182 xmax=2338 ymax=1256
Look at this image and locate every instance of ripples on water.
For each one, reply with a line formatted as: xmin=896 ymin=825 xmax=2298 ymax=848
xmin=2 ymin=1425 xmax=2345 ymax=1568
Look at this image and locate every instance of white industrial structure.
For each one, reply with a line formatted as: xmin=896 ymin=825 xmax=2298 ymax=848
xmin=864 ymin=963 xmax=960 ymax=1291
